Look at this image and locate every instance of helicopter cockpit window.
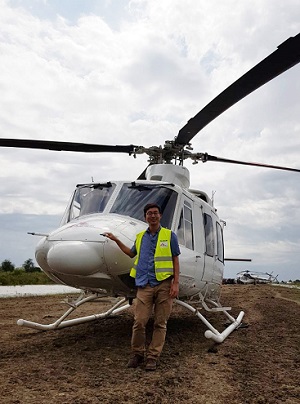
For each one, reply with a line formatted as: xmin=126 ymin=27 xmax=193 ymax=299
xmin=70 ymin=183 xmax=116 ymax=220
xmin=203 ymin=213 xmax=214 ymax=257
xmin=177 ymin=201 xmax=194 ymax=250
xmin=110 ymin=183 xmax=177 ymax=228
xmin=216 ymin=222 xmax=224 ymax=262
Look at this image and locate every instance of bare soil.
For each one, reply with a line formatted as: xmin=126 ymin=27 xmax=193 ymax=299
xmin=0 ymin=285 xmax=299 ymax=404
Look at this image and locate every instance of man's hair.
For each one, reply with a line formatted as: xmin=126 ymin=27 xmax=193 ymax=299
xmin=143 ymin=203 xmax=162 ymax=217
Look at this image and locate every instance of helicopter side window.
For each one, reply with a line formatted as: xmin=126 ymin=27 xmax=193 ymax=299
xmin=70 ymin=183 xmax=116 ymax=220
xmin=203 ymin=213 xmax=214 ymax=257
xmin=110 ymin=183 xmax=177 ymax=228
xmin=177 ymin=201 xmax=194 ymax=250
xmin=216 ymin=222 xmax=224 ymax=262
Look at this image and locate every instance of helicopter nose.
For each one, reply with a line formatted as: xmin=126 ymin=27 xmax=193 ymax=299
xmin=47 ymin=241 xmax=105 ymax=276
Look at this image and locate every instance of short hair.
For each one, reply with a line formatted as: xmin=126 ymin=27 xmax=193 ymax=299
xmin=143 ymin=203 xmax=162 ymax=217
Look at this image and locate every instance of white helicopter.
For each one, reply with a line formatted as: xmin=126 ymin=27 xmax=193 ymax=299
xmin=236 ymin=270 xmax=279 ymax=285
xmin=1 ymin=33 xmax=300 ymax=343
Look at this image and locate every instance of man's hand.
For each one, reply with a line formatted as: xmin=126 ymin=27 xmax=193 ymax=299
xmin=170 ymin=280 xmax=179 ymax=298
xmin=103 ymin=232 xmax=135 ymax=258
xmin=103 ymin=232 xmax=118 ymax=242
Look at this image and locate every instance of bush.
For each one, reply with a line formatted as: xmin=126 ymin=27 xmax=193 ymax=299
xmin=0 ymin=259 xmax=15 ymax=272
xmin=22 ymin=258 xmax=41 ymax=273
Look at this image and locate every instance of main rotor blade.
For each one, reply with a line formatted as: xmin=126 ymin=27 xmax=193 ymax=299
xmin=175 ymin=33 xmax=300 ymax=146
xmin=0 ymin=138 xmax=136 ymax=154
xmin=203 ymin=153 xmax=300 ymax=173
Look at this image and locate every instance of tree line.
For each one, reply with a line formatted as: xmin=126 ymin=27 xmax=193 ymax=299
xmin=0 ymin=258 xmax=41 ymax=273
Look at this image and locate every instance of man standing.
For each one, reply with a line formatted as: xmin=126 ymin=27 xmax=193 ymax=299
xmin=104 ymin=203 xmax=180 ymax=371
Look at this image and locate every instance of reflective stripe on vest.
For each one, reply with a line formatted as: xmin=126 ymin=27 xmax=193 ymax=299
xmin=130 ymin=227 xmax=174 ymax=281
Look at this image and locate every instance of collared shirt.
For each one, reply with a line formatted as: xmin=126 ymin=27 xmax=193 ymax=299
xmin=130 ymin=226 xmax=181 ymax=287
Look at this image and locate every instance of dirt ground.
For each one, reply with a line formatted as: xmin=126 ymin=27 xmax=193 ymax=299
xmin=0 ymin=285 xmax=299 ymax=404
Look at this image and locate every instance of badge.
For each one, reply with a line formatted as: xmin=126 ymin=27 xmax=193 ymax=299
xmin=160 ymin=240 xmax=168 ymax=248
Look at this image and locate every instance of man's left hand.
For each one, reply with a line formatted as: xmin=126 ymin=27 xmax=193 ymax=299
xmin=170 ymin=280 xmax=179 ymax=298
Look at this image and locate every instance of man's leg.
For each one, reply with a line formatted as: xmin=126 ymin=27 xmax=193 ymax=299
xmin=147 ymin=279 xmax=173 ymax=360
xmin=131 ymin=285 xmax=154 ymax=356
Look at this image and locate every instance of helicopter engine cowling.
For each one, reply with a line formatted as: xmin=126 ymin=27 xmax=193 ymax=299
xmin=146 ymin=164 xmax=190 ymax=188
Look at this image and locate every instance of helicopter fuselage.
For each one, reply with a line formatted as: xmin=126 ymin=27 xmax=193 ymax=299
xmin=35 ymin=175 xmax=225 ymax=301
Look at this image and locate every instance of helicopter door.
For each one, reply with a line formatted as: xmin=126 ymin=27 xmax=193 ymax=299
xmin=202 ymin=211 xmax=224 ymax=283
xmin=177 ymin=198 xmax=204 ymax=288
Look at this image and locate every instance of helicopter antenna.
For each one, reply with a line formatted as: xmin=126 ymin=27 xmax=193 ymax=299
xmin=211 ymin=190 xmax=216 ymax=207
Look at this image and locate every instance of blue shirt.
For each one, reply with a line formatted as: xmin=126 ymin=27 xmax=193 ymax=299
xmin=131 ymin=227 xmax=180 ymax=287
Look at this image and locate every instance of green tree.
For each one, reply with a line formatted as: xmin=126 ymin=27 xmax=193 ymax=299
xmin=1 ymin=259 xmax=15 ymax=272
xmin=22 ymin=258 xmax=40 ymax=273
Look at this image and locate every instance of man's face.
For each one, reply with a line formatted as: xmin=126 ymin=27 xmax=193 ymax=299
xmin=145 ymin=208 xmax=162 ymax=226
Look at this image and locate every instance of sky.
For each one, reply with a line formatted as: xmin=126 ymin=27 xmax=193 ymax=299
xmin=0 ymin=0 xmax=299 ymax=281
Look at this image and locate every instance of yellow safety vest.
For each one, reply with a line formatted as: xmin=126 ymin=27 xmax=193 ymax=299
xmin=130 ymin=227 xmax=174 ymax=281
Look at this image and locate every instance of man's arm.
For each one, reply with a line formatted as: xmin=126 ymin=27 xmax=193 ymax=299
xmin=103 ymin=233 xmax=136 ymax=258
xmin=169 ymin=231 xmax=180 ymax=298
xmin=170 ymin=255 xmax=180 ymax=298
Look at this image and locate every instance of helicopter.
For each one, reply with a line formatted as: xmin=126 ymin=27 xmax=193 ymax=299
xmin=1 ymin=33 xmax=300 ymax=344
xmin=236 ymin=270 xmax=279 ymax=285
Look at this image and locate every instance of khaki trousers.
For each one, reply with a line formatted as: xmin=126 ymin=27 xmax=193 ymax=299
xmin=131 ymin=278 xmax=173 ymax=359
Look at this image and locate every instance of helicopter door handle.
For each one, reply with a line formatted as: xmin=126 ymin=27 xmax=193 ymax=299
xmin=196 ymin=255 xmax=201 ymax=258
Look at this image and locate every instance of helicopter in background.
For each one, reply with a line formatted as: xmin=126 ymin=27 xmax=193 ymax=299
xmin=236 ymin=270 xmax=279 ymax=285
xmin=0 ymin=33 xmax=299 ymax=344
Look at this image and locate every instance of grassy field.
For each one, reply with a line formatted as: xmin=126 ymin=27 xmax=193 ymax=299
xmin=0 ymin=270 xmax=54 ymax=286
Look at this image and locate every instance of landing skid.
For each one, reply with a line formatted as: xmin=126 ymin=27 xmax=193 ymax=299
xmin=175 ymin=299 xmax=244 ymax=343
xmin=17 ymin=292 xmax=130 ymax=331
xmin=17 ymin=292 xmax=244 ymax=343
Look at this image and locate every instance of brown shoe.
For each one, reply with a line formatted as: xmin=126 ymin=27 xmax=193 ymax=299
xmin=145 ymin=358 xmax=157 ymax=371
xmin=127 ymin=354 xmax=144 ymax=368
